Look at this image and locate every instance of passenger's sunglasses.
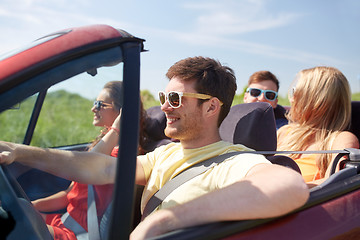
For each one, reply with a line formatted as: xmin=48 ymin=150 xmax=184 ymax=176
xmin=246 ymin=88 xmax=278 ymax=101
xmin=93 ymin=100 xmax=113 ymax=110
xmin=159 ymin=91 xmax=214 ymax=109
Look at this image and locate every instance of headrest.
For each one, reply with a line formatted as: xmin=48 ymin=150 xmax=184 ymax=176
xmin=145 ymin=106 xmax=169 ymax=141
xmin=219 ymin=102 xmax=277 ymax=151
xmin=143 ymin=106 xmax=172 ymax=152
xmin=350 ymin=101 xmax=360 ymax=141
xmin=143 ymin=138 xmax=173 ymax=154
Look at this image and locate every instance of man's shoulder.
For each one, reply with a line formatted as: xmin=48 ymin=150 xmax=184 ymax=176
xmin=274 ymin=105 xmax=288 ymax=119
xmin=276 ymin=118 xmax=288 ymax=129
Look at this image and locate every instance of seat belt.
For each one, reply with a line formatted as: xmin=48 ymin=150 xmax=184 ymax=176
xmin=87 ymin=185 xmax=101 ymax=240
xmin=142 ymin=149 xmax=353 ymax=219
xmin=142 ymin=151 xmax=247 ymax=218
xmin=61 ymin=185 xmax=100 ymax=240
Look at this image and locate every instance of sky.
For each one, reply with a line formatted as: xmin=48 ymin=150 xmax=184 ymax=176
xmin=1 ymin=0 xmax=359 ymax=100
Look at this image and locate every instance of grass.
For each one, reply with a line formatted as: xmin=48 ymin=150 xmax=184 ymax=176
xmin=0 ymin=90 xmax=98 ymax=148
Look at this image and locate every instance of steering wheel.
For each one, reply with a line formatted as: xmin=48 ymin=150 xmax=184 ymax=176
xmin=1 ymin=164 xmax=31 ymax=201
xmin=0 ymin=164 xmax=52 ymax=240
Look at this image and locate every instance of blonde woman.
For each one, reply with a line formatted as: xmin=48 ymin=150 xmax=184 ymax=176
xmin=277 ymin=66 xmax=359 ymax=183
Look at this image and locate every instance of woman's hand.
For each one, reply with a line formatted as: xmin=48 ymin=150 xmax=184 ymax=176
xmin=111 ymin=109 xmax=122 ymax=129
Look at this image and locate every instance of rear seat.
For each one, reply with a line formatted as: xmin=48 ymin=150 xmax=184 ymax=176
xmin=143 ymin=106 xmax=173 ymax=152
xmin=350 ymin=101 xmax=360 ymax=141
xmin=219 ymin=102 xmax=277 ymax=151
xmin=219 ymin=102 xmax=300 ymax=173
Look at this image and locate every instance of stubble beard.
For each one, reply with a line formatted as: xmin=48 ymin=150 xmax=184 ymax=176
xmin=165 ymin=112 xmax=203 ymax=142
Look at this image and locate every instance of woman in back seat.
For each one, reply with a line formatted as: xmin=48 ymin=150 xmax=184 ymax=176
xmin=277 ymin=66 xmax=359 ymax=184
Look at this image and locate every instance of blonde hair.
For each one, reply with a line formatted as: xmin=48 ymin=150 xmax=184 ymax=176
xmin=278 ymin=66 xmax=351 ymax=177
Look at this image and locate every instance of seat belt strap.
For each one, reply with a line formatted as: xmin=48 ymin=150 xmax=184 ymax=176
xmin=87 ymin=184 xmax=101 ymax=240
xmin=60 ymin=185 xmax=100 ymax=240
xmin=61 ymin=212 xmax=87 ymax=236
xmin=142 ymin=151 xmax=243 ymax=218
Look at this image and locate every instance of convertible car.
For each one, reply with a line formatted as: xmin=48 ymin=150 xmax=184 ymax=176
xmin=1 ymin=24 xmax=360 ymax=240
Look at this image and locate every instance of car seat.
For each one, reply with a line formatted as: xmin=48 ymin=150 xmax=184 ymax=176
xmin=350 ymin=101 xmax=360 ymax=141
xmin=219 ymin=102 xmax=301 ymax=173
xmin=273 ymin=104 xmax=288 ymax=121
xmin=273 ymin=104 xmax=289 ymax=129
xmin=220 ymin=102 xmax=277 ymax=151
xmin=143 ymin=106 xmax=173 ymax=152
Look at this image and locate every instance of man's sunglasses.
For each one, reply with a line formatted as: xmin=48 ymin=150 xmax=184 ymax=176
xmin=159 ymin=91 xmax=214 ymax=109
xmin=93 ymin=100 xmax=113 ymax=110
xmin=246 ymin=88 xmax=278 ymax=101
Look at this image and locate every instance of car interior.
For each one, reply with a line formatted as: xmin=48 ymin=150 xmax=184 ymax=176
xmin=4 ymin=100 xmax=360 ymax=239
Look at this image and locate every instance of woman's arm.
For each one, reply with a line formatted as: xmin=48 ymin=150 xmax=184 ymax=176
xmin=331 ymin=131 xmax=359 ymax=150
xmin=32 ymin=182 xmax=74 ymax=212
xmin=91 ymin=112 xmax=121 ymax=155
xmin=324 ymin=131 xmax=359 ymax=178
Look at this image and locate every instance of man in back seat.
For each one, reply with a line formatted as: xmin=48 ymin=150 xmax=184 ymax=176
xmin=243 ymin=70 xmax=288 ymax=129
xmin=0 ymin=57 xmax=309 ymax=240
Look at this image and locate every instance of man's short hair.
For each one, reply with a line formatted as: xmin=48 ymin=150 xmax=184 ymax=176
xmin=166 ymin=56 xmax=237 ymax=126
xmin=248 ymin=71 xmax=279 ymax=91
